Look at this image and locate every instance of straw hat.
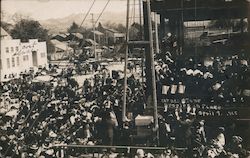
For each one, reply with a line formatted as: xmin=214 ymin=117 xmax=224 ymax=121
xmin=136 ymin=149 xmax=145 ymax=157
xmin=30 ymin=144 xmax=38 ymax=150
xmin=45 ymin=149 xmax=54 ymax=156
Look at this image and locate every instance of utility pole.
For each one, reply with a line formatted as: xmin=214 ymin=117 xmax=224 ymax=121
xmin=122 ymin=0 xmax=130 ymax=123
xmin=91 ymin=13 xmax=97 ymax=60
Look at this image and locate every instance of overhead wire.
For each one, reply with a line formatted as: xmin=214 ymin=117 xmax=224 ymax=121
xmin=4 ymin=0 xmax=120 ymax=156
xmin=62 ymin=0 xmax=110 ymax=70
xmin=94 ymin=0 xmax=111 ymax=25
xmin=4 ymin=0 xmax=111 ymax=156
xmin=4 ymin=1 xmax=97 ymax=156
xmin=11 ymin=0 xmax=109 ymax=151
xmin=55 ymin=0 xmax=96 ymax=68
xmin=52 ymin=0 xmax=111 ymax=82
xmin=78 ymin=0 xmax=111 ymax=66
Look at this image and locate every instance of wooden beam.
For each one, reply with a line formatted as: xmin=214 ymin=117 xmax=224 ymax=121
xmin=128 ymin=40 xmax=150 ymax=45
xmin=146 ymin=0 xmax=159 ymax=145
xmin=122 ymin=0 xmax=130 ymax=123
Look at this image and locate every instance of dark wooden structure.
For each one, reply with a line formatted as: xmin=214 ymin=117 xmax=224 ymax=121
xmin=142 ymin=0 xmax=250 ymax=146
xmin=151 ymin=0 xmax=250 ymax=38
xmin=143 ymin=0 xmax=250 ymax=102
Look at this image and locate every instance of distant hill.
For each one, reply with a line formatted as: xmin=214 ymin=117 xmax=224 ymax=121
xmin=39 ymin=12 xmax=126 ymax=34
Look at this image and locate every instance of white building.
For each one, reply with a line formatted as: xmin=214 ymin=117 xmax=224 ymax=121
xmin=1 ymin=27 xmax=12 ymax=40
xmin=0 ymin=29 xmax=48 ymax=82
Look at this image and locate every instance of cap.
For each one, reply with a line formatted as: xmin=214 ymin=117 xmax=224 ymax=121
xmin=218 ymin=127 xmax=225 ymax=132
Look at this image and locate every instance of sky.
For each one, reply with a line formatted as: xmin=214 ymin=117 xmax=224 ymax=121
xmin=1 ymin=0 xmax=128 ymax=21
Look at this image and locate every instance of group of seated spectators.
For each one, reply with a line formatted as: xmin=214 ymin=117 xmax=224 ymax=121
xmin=155 ymin=51 xmax=250 ymax=104
xmin=0 ymin=48 xmax=250 ymax=157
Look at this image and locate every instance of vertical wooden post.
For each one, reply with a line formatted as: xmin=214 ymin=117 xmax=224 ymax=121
xmin=143 ymin=0 xmax=152 ymax=101
xmin=160 ymin=14 xmax=166 ymax=40
xmin=248 ymin=4 xmax=250 ymax=32
xmin=154 ymin=12 xmax=160 ymax=54
xmin=122 ymin=0 xmax=130 ymax=123
xmin=91 ymin=13 xmax=97 ymax=60
xmin=139 ymin=0 xmax=144 ymax=82
xmin=146 ymin=0 xmax=159 ymax=145
xmin=159 ymin=14 xmax=166 ymax=54
xmin=180 ymin=0 xmax=184 ymax=55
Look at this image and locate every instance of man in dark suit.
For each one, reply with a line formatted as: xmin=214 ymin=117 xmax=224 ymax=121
xmin=101 ymin=109 xmax=116 ymax=146
xmin=176 ymin=111 xmax=196 ymax=157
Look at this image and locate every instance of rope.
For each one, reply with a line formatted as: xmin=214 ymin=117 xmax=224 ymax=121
xmin=94 ymin=0 xmax=111 ymax=26
xmin=63 ymin=0 xmax=115 ymax=71
xmin=4 ymin=2 xmax=98 ymax=155
xmin=52 ymin=0 xmax=96 ymax=69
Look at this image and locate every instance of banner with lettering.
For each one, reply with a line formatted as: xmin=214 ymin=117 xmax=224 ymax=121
xmin=161 ymin=98 xmax=250 ymax=120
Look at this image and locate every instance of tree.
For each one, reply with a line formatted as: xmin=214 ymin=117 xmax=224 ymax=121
xmin=12 ymin=12 xmax=31 ymax=23
xmin=11 ymin=19 xmax=48 ymax=42
xmin=0 ymin=21 xmax=13 ymax=33
xmin=67 ymin=22 xmax=79 ymax=33
xmin=116 ymin=24 xmax=126 ymax=33
xmin=10 ymin=19 xmax=55 ymax=55
xmin=104 ymin=22 xmax=126 ymax=33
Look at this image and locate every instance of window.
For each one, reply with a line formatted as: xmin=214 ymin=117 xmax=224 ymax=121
xmin=6 ymin=47 xmax=9 ymax=53
xmin=41 ymin=52 xmax=46 ymax=58
xmin=11 ymin=47 xmax=14 ymax=53
xmin=15 ymin=46 xmax=19 ymax=52
xmin=16 ymin=57 xmax=20 ymax=66
xmin=23 ymin=55 xmax=29 ymax=61
xmin=12 ymin=57 xmax=15 ymax=67
xmin=7 ymin=58 xmax=10 ymax=68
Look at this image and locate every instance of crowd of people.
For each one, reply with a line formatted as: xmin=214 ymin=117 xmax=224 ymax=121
xmin=0 ymin=64 xmax=146 ymax=157
xmin=0 ymin=46 xmax=250 ymax=157
xmin=155 ymin=51 xmax=250 ymax=103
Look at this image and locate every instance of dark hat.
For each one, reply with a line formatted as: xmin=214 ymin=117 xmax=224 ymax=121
xmin=218 ymin=127 xmax=225 ymax=132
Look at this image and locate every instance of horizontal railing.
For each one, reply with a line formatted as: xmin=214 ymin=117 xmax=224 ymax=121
xmin=51 ymin=144 xmax=188 ymax=158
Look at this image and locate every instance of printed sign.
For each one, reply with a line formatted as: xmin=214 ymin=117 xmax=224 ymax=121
xmin=161 ymin=98 xmax=249 ymax=119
